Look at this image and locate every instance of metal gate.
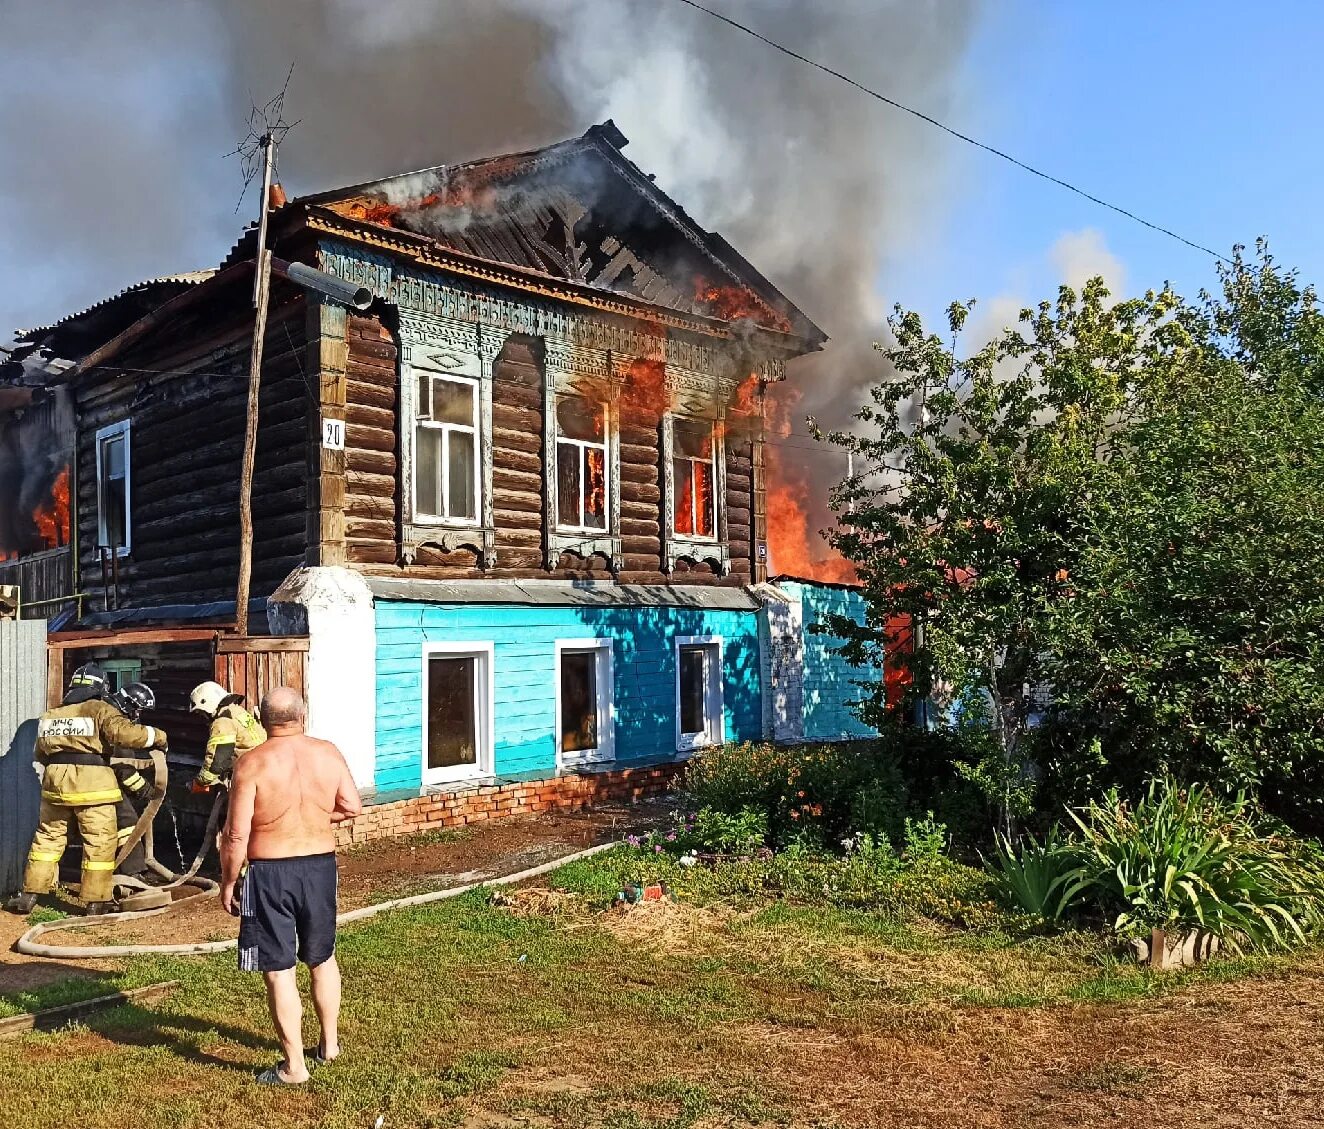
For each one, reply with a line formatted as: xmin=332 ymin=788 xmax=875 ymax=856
xmin=0 ymin=619 xmax=47 ymax=896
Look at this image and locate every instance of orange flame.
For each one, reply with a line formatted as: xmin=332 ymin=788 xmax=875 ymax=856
xmin=32 ymin=466 xmax=71 ymax=550
xmin=694 ymin=278 xmax=791 ymax=333
xmin=761 ymin=382 xmax=855 ymax=584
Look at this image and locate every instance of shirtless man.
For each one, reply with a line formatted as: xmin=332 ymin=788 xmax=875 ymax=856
xmin=220 ymin=686 xmax=362 ymax=1086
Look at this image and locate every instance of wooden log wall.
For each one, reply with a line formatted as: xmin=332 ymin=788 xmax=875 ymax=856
xmin=74 ymin=295 xmax=310 ymax=614
xmin=341 ymin=312 xmax=760 ymax=586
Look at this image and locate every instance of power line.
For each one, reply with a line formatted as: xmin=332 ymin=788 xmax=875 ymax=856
xmin=670 ymin=0 xmax=1231 ymax=265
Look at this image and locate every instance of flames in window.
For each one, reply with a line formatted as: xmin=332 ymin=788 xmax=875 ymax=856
xmin=1 ymin=464 xmax=71 ymax=562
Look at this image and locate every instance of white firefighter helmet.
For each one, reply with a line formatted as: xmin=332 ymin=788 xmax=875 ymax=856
xmin=189 ymin=680 xmax=231 ymax=718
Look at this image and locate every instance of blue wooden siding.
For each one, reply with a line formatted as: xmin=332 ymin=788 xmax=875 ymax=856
xmin=786 ymin=582 xmax=880 ymax=742
xmin=374 ymin=600 xmax=762 ymax=792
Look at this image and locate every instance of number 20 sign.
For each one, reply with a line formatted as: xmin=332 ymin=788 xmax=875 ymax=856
xmin=322 ymin=418 xmax=346 ymax=450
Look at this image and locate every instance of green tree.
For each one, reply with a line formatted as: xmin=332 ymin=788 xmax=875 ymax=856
xmin=824 ymin=246 xmax=1324 ymax=832
xmin=1046 ymin=247 xmax=1324 ymax=825
xmin=821 ymin=280 xmax=1202 ymax=833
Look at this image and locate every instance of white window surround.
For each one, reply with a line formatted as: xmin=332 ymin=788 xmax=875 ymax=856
xmin=554 ymin=638 xmax=616 ymax=769
xmin=661 ymin=415 xmax=730 ymax=575
xmin=397 ymin=314 xmax=498 ymax=568
xmin=420 ymin=641 xmax=495 ymax=786
xmin=554 ymin=398 xmax=611 ymax=535
xmin=413 ymin=371 xmax=481 ymax=526
xmin=94 ymin=419 xmax=132 ymax=556
xmin=674 ymin=635 xmax=725 ymax=754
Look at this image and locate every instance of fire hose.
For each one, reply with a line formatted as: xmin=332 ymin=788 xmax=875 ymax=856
xmin=109 ymin=748 xmax=223 ymax=913
xmin=14 ymin=841 xmax=615 ymax=959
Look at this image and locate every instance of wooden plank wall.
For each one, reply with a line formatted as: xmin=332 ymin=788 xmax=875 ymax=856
xmin=342 ymin=314 xmax=758 ymax=585
xmin=214 ymin=636 xmax=309 ymax=708
xmin=74 ymin=294 xmax=311 ymax=612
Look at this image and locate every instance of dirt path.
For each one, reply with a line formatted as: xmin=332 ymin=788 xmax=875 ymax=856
xmin=0 ymin=800 xmax=667 ymax=990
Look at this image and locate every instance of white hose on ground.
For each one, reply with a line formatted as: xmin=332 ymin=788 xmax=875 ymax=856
xmin=14 ymin=841 xmax=616 ymax=960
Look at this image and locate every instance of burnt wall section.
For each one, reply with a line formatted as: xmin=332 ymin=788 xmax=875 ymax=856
xmin=73 ymin=294 xmax=311 ymax=614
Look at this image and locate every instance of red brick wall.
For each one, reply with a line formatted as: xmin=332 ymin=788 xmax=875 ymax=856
xmin=334 ymin=763 xmax=680 ymax=848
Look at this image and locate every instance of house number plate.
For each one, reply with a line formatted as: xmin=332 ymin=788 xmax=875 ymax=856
xmin=322 ymin=418 xmax=346 ymax=450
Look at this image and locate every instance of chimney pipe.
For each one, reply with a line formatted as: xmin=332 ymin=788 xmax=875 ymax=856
xmin=269 ymin=257 xmax=373 ymax=311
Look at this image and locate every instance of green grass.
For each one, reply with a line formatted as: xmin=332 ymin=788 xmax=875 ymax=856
xmin=1 ymin=851 xmax=1318 ymax=1128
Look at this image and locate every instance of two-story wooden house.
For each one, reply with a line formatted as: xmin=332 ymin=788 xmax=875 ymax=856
xmin=4 ymin=123 xmax=881 ymax=825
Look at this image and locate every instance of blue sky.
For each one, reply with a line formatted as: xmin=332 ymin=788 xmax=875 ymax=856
xmin=886 ymin=2 xmax=1324 ymax=329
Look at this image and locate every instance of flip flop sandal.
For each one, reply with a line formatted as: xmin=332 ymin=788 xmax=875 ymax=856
xmin=306 ymin=1046 xmax=339 ymax=1067
xmin=256 ymin=1063 xmax=308 ymax=1086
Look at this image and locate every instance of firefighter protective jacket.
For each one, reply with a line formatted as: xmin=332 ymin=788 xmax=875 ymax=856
xmin=35 ymin=700 xmax=165 ymax=807
xmin=199 ymin=703 xmax=266 ymax=783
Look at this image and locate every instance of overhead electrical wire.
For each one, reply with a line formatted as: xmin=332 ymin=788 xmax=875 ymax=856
xmin=670 ymin=0 xmax=1231 ymax=264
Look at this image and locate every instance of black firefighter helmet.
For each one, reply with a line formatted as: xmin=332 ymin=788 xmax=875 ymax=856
xmin=63 ymin=663 xmax=109 ymax=706
xmin=111 ymin=682 xmax=156 ymax=722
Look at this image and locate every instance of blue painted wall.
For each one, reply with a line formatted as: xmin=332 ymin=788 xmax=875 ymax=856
xmin=374 ymin=600 xmax=763 ymax=792
xmin=785 ymin=582 xmax=880 ymax=742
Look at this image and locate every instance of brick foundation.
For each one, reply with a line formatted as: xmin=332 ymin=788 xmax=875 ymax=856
xmin=334 ymin=761 xmax=682 ymax=848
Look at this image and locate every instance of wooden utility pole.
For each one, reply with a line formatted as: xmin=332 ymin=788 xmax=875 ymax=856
xmin=234 ymin=132 xmax=275 ymax=637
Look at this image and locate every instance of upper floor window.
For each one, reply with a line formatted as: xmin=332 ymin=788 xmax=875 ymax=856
xmin=556 ymin=396 xmax=608 ymax=532
xmin=415 ymin=371 xmax=478 ymax=523
xmin=673 ymin=418 xmax=717 ymax=539
xmin=95 ymin=420 xmax=131 ymax=554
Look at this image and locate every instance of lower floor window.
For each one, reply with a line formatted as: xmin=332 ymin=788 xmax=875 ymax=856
xmin=558 ymin=640 xmax=614 ymax=764
xmin=424 ymin=645 xmax=492 ymax=782
xmin=676 ymin=637 xmax=724 ymax=752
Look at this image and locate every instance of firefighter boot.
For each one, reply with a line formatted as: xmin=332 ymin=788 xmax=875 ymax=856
xmin=84 ymin=901 xmax=118 ymax=917
xmin=6 ymin=892 xmax=36 ymax=915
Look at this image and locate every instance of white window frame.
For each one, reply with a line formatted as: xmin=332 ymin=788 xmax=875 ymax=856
xmin=554 ymin=638 xmax=616 ymax=769
xmin=671 ymin=417 xmax=720 ymax=541
xmin=413 ymin=371 xmax=481 ymax=527
xmin=555 ymin=396 xmax=611 ymax=535
xmin=94 ymin=419 xmax=132 ymax=556
xmin=675 ymin=635 xmax=725 ymax=754
xmin=420 ymin=641 xmax=494 ymax=786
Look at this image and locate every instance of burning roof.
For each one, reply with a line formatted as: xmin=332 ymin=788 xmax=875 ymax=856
xmin=223 ymin=122 xmax=824 ymax=348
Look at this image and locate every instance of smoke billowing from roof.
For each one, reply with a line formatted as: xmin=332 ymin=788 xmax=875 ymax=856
xmin=0 ymin=0 xmax=982 ymax=566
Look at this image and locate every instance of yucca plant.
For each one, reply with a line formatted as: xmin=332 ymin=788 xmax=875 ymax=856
xmin=987 ymin=826 xmax=1083 ymax=921
xmin=1064 ymin=778 xmax=1324 ymax=952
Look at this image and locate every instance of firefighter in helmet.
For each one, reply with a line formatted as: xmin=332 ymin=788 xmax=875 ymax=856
xmin=189 ymin=681 xmax=266 ymax=791
xmin=109 ymin=684 xmax=161 ymax=879
xmin=7 ymin=665 xmax=168 ymax=916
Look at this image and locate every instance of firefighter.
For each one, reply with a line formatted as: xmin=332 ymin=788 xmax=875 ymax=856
xmin=6 ymin=666 xmax=167 ymax=916
xmin=109 ymin=685 xmax=162 ymax=878
xmin=189 ymin=680 xmax=266 ymax=791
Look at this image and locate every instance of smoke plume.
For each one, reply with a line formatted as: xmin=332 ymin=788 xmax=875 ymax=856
xmin=0 ymin=0 xmax=984 ymax=574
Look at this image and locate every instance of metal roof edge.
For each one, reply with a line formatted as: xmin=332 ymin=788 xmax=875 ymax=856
xmin=365 ymin=577 xmax=761 ymax=612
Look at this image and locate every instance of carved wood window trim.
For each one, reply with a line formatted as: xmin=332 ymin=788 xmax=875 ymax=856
xmin=399 ymin=315 xmax=498 ymax=567
xmin=661 ymin=413 xmax=730 ymax=575
xmin=542 ymin=346 xmax=623 ymax=572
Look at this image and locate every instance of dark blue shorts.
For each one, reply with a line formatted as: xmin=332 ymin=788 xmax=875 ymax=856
xmin=237 ymin=853 xmax=338 ymax=972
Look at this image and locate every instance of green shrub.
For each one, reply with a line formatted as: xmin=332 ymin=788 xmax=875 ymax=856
xmin=987 ymin=826 xmax=1082 ymax=921
xmin=683 ymin=806 xmax=769 ymax=854
xmin=680 ymin=740 xmax=911 ymax=849
xmin=1065 ymin=778 xmax=1324 ymax=951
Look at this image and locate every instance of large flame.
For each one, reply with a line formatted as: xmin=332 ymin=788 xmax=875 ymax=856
xmin=31 ymin=466 xmax=71 ymax=551
xmin=761 ymin=382 xmax=856 ymax=584
xmin=694 ymin=278 xmax=791 ymax=333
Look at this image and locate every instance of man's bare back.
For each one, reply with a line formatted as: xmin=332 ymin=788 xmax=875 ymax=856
xmin=221 ymin=688 xmax=361 ymax=912
xmin=240 ymin=733 xmax=359 ymax=858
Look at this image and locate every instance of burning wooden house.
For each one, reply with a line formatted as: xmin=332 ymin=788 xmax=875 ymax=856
xmin=0 ymin=122 xmax=881 ymax=823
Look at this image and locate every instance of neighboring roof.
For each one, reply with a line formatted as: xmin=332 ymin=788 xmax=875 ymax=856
xmin=769 ymin=574 xmax=864 ymax=592
xmin=15 ymin=271 xmax=216 ymax=342
xmin=366 ymin=577 xmax=761 ymax=612
xmin=226 ymin=121 xmax=825 ymax=349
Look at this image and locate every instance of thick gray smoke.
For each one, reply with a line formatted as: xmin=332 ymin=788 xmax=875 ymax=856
xmin=0 ymin=0 xmax=983 ymax=564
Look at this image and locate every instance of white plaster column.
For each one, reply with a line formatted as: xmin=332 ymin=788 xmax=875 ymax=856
xmin=754 ymin=583 xmax=805 ymax=743
xmin=268 ymin=566 xmax=377 ymax=790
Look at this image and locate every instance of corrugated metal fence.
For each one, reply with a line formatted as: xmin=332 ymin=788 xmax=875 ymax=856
xmin=0 ymin=619 xmax=47 ymax=896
